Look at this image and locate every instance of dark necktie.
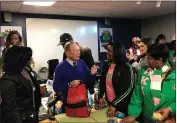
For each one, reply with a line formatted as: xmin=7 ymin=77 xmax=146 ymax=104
xmin=73 ymin=62 xmax=77 ymax=67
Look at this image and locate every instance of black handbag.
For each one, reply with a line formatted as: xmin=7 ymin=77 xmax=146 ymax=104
xmin=47 ymin=93 xmax=62 ymax=120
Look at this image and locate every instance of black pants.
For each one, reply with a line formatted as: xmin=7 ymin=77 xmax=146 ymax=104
xmin=22 ymin=113 xmax=39 ymax=123
xmin=62 ymin=103 xmax=66 ymax=113
xmin=22 ymin=118 xmax=38 ymax=123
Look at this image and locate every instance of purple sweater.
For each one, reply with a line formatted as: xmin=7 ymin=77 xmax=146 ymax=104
xmin=53 ymin=59 xmax=95 ymax=104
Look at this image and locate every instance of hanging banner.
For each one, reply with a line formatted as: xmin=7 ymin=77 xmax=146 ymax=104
xmin=99 ymin=28 xmax=113 ymax=52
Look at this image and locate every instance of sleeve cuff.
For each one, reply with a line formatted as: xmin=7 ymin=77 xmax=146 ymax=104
xmin=128 ymin=112 xmax=140 ymax=118
xmin=128 ymin=105 xmax=142 ymax=118
xmin=111 ymin=103 xmax=117 ymax=108
xmin=169 ymin=103 xmax=176 ymax=113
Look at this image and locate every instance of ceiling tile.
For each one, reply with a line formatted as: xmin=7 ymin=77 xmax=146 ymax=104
xmin=18 ymin=5 xmax=47 ymax=13
xmin=0 ymin=0 xmax=23 ymax=1
xmin=75 ymin=2 xmax=113 ymax=11
xmin=60 ymin=8 xmax=93 ymax=17
xmin=53 ymin=1 xmax=82 ymax=8
xmin=62 ymin=8 xmax=113 ymax=18
xmin=57 ymin=0 xmax=112 ymax=1
xmin=0 ymin=1 xmax=175 ymax=19
xmin=1 ymin=1 xmax=22 ymax=12
xmin=41 ymin=7 xmax=71 ymax=15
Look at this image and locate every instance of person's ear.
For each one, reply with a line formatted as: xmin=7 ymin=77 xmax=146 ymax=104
xmin=65 ymin=51 xmax=70 ymax=56
xmin=65 ymin=51 xmax=67 ymax=55
xmin=157 ymin=58 xmax=163 ymax=65
xmin=159 ymin=58 xmax=163 ymax=62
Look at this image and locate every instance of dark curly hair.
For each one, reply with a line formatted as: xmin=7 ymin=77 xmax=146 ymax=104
xmin=141 ymin=38 xmax=154 ymax=48
xmin=3 ymin=46 xmax=32 ymax=73
xmin=155 ymin=34 xmax=166 ymax=45
xmin=147 ymin=44 xmax=169 ymax=62
xmin=113 ymin=43 xmax=126 ymax=63
xmin=6 ymin=30 xmax=23 ymax=48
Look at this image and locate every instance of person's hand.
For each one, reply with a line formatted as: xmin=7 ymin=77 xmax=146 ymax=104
xmin=107 ymin=105 xmax=116 ymax=117
xmin=126 ymin=52 xmax=134 ymax=61
xmin=50 ymin=91 xmax=56 ymax=98
xmin=90 ymin=65 xmax=97 ymax=75
xmin=133 ymin=55 xmax=138 ymax=61
xmin=55 ymin=101 xmax=63 ymax=109
xmin=98 ymin=98 xmax=104 ymax=110
xmin=164 ymin=118 xmax=176 ymax=123
xmin=120 ymin=116 xmax=136 ymax=123
xmin=70 ymin=80 xmax=80 ymax=87
xmin=155 ymin=108 xmax=171 ymax=121
xmin=40 ymin=86 xmax=47 ymax=95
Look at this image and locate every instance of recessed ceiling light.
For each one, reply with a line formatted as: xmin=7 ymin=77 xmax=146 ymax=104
xmin=23 ymin=2 xmax=55 ymax=6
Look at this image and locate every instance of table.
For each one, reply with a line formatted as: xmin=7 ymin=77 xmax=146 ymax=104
xmin=55 ymin=114 xmax=97 ymax=123
xmin=55 ymin=108 xmax=121 ymax=123
xmin=90 ymin=108 xmax=122 ymax=123
xmin=40 ymin=119 xmax=57 ymax=123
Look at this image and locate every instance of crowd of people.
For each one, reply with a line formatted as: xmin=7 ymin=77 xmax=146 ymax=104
xmin=0 ymin=31 xmax=176 ymax=123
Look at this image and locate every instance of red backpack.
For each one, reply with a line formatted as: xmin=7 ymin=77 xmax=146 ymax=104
xmin=65 ymin=84 xmax=89 ymax=117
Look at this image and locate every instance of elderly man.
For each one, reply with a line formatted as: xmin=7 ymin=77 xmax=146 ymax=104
xmin=58 ymin=33 xmax=94 ymax=69
xmin=58 ymin=33 xmax=96 ymax=97
xmin=53 ymin=42 xmax=97 ymax=112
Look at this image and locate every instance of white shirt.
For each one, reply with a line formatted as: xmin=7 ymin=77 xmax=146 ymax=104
xmin=66 ymin=58 xmax=77 ymax=66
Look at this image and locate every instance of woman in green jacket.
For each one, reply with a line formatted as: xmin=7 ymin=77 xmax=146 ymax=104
xmin=121 ymin=44 xmax=176 ymax=123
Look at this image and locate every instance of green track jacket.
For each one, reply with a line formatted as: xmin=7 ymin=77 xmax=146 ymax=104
xmin=128 ymin=64 xmax=176 ymax=121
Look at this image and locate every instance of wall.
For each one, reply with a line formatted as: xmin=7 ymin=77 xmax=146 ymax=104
xmin=0 ymin=12 xmax=141 ymax=60
xmin=141 ymin=13 xmax=176 ymax=42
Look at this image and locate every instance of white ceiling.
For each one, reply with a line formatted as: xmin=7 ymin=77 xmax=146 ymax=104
xmin=0 ymin=1 xmax=176 ymax=19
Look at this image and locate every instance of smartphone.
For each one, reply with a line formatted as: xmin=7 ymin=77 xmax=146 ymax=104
xmin=136 ymin=49 xmax=141 ymax=56
xmin=129 ymin=48 xmax=133 ymax=53
xmin=125 ymin=49 xmax=130 ymax=54
xmin=115 ymin=112 xmax=126 ymax=118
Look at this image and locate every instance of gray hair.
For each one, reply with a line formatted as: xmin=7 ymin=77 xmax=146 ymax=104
xmin=64 ymin=42 xmax=79 ymax=52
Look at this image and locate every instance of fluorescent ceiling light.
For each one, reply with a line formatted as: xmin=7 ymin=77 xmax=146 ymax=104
xmin=136 ymin=0 xmax=141 ymax=5
xmin=23 ymin=2 xmax=55 ymax=6
xmin=156 ymin=1 xmax=161 ymax=7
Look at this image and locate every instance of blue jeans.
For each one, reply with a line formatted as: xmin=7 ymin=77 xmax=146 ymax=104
xmin=88 ymin=91 xmax=93 ymax=107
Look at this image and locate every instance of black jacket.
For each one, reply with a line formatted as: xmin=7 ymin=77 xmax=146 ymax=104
xmin=98 ymin=61 xmax=135 ymax=114
xmin=63 ymin=46 xmax=94 ymax=69
xmin=0 ymin=67 xmax=41 ymax=123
